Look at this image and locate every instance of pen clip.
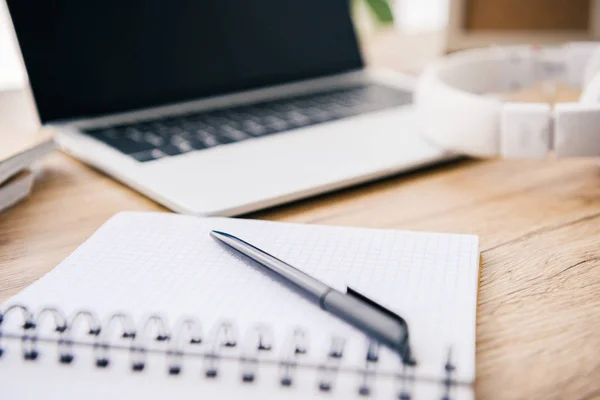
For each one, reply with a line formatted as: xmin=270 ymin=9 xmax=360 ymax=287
xmin=346 ymin=286 xmax=416 ymax=366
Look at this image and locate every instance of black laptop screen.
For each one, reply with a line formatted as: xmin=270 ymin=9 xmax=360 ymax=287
xmin=6 ymin=0 xmax=363 ymax=123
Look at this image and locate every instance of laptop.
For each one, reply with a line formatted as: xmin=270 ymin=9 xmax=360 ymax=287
xmin=6 ymin=0 xmax=451 ymax=216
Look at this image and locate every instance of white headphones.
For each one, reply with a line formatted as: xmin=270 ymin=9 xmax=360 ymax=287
xmin=415 ymin=43 xmax=600 ymax=158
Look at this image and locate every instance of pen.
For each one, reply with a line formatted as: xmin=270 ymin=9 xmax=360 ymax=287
xmin=210 ymin=230 xmax=413 ymax=363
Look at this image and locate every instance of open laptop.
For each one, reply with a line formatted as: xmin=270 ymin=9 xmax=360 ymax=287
xmin=6 ymin=0 xmax=451 ymax=216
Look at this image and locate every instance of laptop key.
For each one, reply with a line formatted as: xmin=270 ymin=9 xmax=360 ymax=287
xmin=189 ymin=136 xmax=219 ymax=150
xmin=303 ymin=108 xmax=330 ymax=121
xmin=219 ymin=126 xmax=249 ymax=141
xmin=174 ymin=140 xmax=193 ymax=153
xmin=213 ymin=132 xmax=236 ymax=144
xmin=186 ymin=138 xmax=203 ymax=151
xmin=144 ymin=133 xmax=164 ymax=147
xmin=150 ymin=144 xmax=180 ymax=156
xmin=242 ymin=121 xmax=268 ymax=136
xmin=263 ymin=116 xmax=288 ymax=131
xmin=200 ymin=136 xmax=220 ymax=147
xmin=131 ymin=149 xmax=166 ymax=162
xmin=191 ymin=128 xmax=212 ymax=138
xmin=285 ymin=111 xmax=311 ymax=127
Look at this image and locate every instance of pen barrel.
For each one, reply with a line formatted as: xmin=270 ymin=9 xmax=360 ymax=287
xmin=321 ymin=291 xmax=407 ymax=353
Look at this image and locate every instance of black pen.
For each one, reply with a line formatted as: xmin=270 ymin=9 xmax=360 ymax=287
xmin=210 ymin=230 xmax=414 ymax=364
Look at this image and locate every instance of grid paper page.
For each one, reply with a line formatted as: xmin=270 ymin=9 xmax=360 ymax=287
xmin=7 ymin=211 xmax=479 ymax=383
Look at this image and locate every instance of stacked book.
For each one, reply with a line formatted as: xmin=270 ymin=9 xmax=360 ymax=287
xmin=0 ymin=133 xmax=55 ymax=213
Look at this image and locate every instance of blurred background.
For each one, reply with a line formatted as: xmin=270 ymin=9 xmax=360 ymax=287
xmin=3 ymin=0 xmax=595 ymax=91
xmin=3 ymin=0 xmax=596 ymax=90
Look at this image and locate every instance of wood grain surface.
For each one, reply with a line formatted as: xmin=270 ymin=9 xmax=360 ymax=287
xmin=1 ymin=33 xmax=599 ymax=400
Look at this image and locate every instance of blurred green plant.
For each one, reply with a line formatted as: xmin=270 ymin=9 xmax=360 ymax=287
xmin=359 ymin=0 xmax=394 ymax=25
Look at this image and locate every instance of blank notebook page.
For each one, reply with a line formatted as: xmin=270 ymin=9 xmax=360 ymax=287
xmin=8 ymin=212 xmax=480 ymax=383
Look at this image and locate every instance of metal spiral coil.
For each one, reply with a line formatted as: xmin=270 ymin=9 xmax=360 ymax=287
xmin=239 ymin=324 xmax=274 ymax=382
xmin=0 ymin=304 xmax=460 ymax=398
xmin=278 ymin=327 xmax=308 ymax=387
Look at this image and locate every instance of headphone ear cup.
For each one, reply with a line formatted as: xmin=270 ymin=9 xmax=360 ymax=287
xmin=579 ymin=71 xmax=600 ymax=104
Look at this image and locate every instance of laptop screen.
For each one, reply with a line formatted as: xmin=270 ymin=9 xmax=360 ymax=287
xmin=6 ymin=0 xmax=363 ymax=123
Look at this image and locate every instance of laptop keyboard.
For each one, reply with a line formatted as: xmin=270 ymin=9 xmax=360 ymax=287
xmin=82 ymin=83 xmax=412 ymax=162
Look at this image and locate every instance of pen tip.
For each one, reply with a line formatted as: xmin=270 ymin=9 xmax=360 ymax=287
xmin=210 ymin=230 xmax=228 ymax=240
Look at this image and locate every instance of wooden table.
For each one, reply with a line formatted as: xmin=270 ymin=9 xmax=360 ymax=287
xmin=1 ymin=33 xmax=600 ymax=400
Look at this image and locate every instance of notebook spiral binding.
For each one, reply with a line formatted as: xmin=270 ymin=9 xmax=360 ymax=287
xmin=0 ymin=304 xmax=459 ymax=398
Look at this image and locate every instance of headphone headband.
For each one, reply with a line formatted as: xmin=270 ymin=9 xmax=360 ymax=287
xmin=415 ymin=43 xmax=600 ymax=158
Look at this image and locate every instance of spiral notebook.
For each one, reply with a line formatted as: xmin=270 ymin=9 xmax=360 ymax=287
xmin=0 ymin=212 xmax=480 ymax=399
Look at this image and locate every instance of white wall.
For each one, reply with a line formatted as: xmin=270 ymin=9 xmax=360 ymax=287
xmin=395 ymin=0 xmax=449 ymax=33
